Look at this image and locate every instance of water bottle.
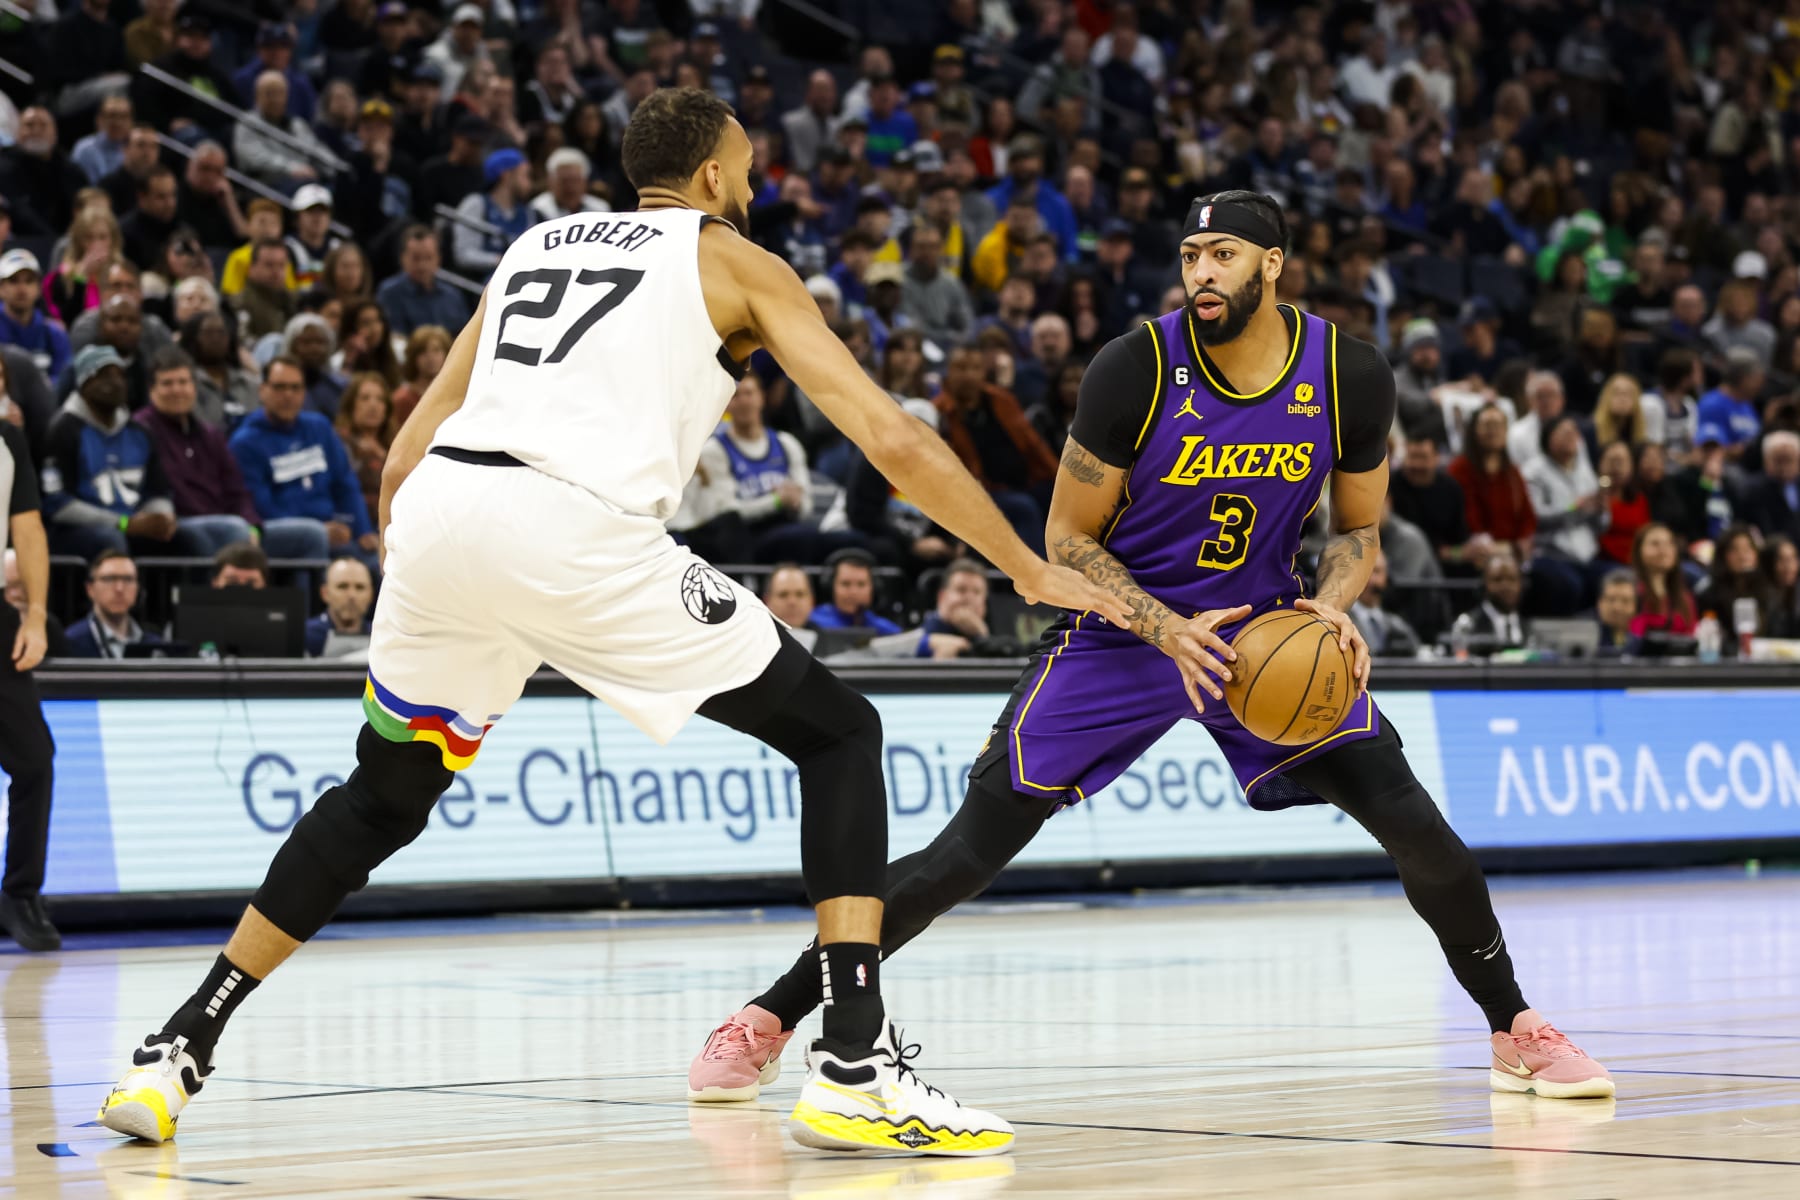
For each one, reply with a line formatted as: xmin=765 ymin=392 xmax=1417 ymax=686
xmin=1733 ymin=597 xmax=1759 ymax=659
xmin=1695 ymin=613 xmax=1721 ymax=663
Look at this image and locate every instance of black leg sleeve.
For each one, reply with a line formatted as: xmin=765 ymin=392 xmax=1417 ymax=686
xmin=751 ymin=757 xmax=1058 ymax=1029
xmin=1284 ymin=723 xmax=1529 ymax=1033
xmin=249 ymin=724 xmax=454 ymax=942
xmin=698 ymin=628 xmax=889 ymax=905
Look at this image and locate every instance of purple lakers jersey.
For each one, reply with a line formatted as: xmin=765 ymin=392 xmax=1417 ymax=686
xmin=1102 ymin=305 xmax=1340 ymax=616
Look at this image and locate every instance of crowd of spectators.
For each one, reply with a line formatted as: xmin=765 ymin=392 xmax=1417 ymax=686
xmin=4 ymin=0 xmax=1800 ymax=662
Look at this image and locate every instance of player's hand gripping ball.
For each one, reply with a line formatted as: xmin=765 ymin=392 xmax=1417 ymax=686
xmin=1221 ymin=610 xmax=1356 ymax=745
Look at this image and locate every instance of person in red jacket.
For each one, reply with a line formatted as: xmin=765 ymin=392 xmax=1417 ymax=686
xmin=932 ymin=343 xmax=1058 ymax=553
xmin=1447 ymin=402 xmax=1537 ymax=565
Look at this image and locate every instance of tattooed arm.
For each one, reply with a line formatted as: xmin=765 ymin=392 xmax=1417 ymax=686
xmin=1295 ymin=461 xmax=1390 ymax=695
xmin=1046 ymin=439 xmax=1181 ymax=647
xmin=1047 ymin=437 xmax=1247 ymax=712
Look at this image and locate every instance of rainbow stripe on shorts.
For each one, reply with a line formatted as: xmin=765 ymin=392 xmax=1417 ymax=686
xmin=362 ymin=673 xmax=493 ymax=771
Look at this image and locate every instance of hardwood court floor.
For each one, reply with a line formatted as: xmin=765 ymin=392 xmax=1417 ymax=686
xmin=4 ymin=871 xmax=1798 ymax=1198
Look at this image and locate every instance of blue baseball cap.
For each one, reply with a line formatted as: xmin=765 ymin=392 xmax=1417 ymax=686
xmin=484 ymin=147 xmax=526 ymax=185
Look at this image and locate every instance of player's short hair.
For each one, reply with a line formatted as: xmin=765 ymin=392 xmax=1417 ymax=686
xmin=1194 ymin=189 xmax=1290 ymax=252
xmin=620 ymin=87 xmax=735 ymax=191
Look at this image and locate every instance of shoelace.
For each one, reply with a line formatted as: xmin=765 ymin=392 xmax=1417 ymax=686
xmin=702 ymin=1018 xmax=769 ymax=1063
xmin=885 ymin=1029 xmax=952 ymax=1105
xmin=1517 ymin=1022 xmax=1584 ymax=1059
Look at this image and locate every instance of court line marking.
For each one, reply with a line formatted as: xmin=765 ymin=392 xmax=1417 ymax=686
xmin=1010 ymin=1118 xmax=1800 ymax=1168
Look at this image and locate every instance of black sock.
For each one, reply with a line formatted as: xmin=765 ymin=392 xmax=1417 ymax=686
xmin=160 ymin=954 xmax=261 ymax=1067
xmin=817 ymin=942 xmax=882 ymax=1049
xmin=752 ymin=939 xmax=824 ymax=1031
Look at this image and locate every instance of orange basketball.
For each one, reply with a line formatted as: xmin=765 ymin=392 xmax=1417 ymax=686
xmin=1221 ymin=610 xmax=1355 ymax=746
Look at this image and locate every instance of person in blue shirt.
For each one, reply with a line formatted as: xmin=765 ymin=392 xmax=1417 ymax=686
xmin=304 ymin=557 xmax=375 ymax=658
xmin=983 ymin=135 xmax=1078 ymax=262
xmin=377 ymin=226 xmax=469 ymax=337
xmin=861 ymin=76 xmax=919 ymax=167
xmin=1695 ymin=347 xmax=1765 ymax=461
xmin=0 ymin=251 xmax=71 ymax=384
xmin=808 ymin=548 xmax=901 ymax=634
xmin=229 ymin=356 xmax=380 ymax=576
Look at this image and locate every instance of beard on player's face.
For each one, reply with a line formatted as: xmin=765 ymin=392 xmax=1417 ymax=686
xmin=721 ymin=195 xmax=751 ymax=237
xmin=1188 ymin=267 xmax=1264 ymax=346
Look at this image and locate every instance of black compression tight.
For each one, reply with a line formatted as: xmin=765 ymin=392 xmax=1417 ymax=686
xmin=752 ymin=721 xmax=1528 ymax=1034
xmin=697 ymin=630 xmax=889 ymax=904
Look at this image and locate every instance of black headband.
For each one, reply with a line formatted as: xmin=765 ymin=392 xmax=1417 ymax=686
xmin=1182 ymin=198 xmax=1282 ymax=251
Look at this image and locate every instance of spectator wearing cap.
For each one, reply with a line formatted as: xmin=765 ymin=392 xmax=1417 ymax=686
xmin=40 ymin=344 xmax=196 ymax=561
xmin=177 ymin=143 xmax=250 ymax=250
xmin=933 ymin=343 xmax=1058 ymax=554
xmin=984 ymin=135 xmax=1078 ymax=263
xmin=124 ymin=0 xmax=177 ymax=68
xmin=394 ymin=61 xmax=448 ymax=169
xmin=342 ymin=99 xmax=413 ymax=244
xmin=900 ymin=224 xmax=974 ymax=351
xmin=234 ymin=23 xmax=319 ymax=122
xmin=782 ymin=70 xmax=839 ymax=176
xmin=454 ymin=149 xmax=536 ymax=282
xmin=130 ymin=11 xmax=239 ymax=142
xmin=426 ymin=4 xmax=494 ymax=101
xmin=286 ymin=186 xmax=343 ymax=291
xmin=860 ymin=262 xmax=913 ymax=358
xmin=531 ymin=149 xmax=610 ymax=222
xmin=0 ymin=252 xmax=72 ymax=385
xmin=927 ymin=43 xmax=977 ymax=126
xmin=1394 ymin=319 xmax=1449 ymax=444
xmin=906 ymin=81 xmax=940 ymax=142
xmin=378 ymin=225 xmax=468 ymax=337
xmin=826 ymin=230 xmax=880 ymax=318
xmin=1697 ymin=348 xmax=1766 ymax=461
xmin=686 ymin=22 xmax=737 ymax=105
xmin=1703 ymin=279 xmax=1777 ymax=369
xmin=1447 ymin=298 xmax=1521 ymax=387
xmin=356 ymin=3 xmax=423 ymax=101
xmin=1092 ymin=218 xmax=1152 ymax=335
xmin=736 ymin=64 xmax=777 ymax=129
xmin=71 ymin=96 xmax=134 ymax=188
xmin=132 ymin=348 xmax=263 ymax=555
xmin=73 ymin=294 xmax=152 ymax=416
xmin=414 ymin=114 xmax=491 ymax=224
xmin=236 ymin=70 xmax=330 ymax=190
xmin=229 ymin=355 xmax=378 ymax=573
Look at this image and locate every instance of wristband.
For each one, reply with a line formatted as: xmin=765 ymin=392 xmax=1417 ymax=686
xmin=119 ymin=514 xmax=130 ymax=531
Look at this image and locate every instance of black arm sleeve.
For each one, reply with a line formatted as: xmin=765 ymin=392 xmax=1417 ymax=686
xmin=1331 ymin=332 xmax=1397 ymax=474
xmin=1068 ymin=323 xmax=1161 ymax=468
xmin=2 ymin=423 xmax=39 ymax=515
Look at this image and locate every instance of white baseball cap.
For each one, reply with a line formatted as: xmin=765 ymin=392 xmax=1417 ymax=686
xmin=452 ymin=3 xmax=484 ymax=24
xmin=291 ymin=183 xmax=333 ymax=212
xmin=0 ymin=248 xmax=40 ymax=280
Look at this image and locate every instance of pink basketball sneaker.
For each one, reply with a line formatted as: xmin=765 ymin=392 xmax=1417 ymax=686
xmin=688 ymin=1004 xmax=795 ymax=1102
xmin=1489 ymin=1009 xmax=1614 ymax=1099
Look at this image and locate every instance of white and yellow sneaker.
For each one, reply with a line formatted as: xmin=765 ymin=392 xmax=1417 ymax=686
xmin=97 ymin=1036 xmax=211 ymax=1143
xmin=789 ymin=1020 xmax=1014 ymax=1157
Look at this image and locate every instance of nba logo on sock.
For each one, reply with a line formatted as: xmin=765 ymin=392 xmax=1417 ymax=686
xmin=856 ymin=964 xmax=867 ymax=988
xmin=1196 ymin=205 xmax=1213 ymax=228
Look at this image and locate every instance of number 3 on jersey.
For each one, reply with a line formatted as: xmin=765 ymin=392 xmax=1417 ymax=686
xmin=1195 ymin=492 xmax=1257 ymax=571
xmin=493 ymin=267 xmax=645 ymax=368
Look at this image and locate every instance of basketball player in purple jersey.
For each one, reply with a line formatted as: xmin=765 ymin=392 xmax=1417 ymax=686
xmin=690 ymin=192 xmax=1614 ymax=1103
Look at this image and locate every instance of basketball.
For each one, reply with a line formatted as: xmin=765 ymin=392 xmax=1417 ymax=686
xmin=1221 ymin=610 xmax=1355 ymax=746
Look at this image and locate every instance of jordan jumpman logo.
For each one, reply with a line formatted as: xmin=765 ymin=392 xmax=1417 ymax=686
xmin=1173 ymin=390 xmax=1202 ymax=421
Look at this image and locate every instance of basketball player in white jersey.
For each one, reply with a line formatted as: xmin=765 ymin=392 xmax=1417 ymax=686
xmin=97 ymin=88 xmax=1128 ymax=1157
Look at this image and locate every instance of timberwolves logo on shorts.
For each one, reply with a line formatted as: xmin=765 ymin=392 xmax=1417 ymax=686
xmin=681 ymin=563 xmax=738 ymax=624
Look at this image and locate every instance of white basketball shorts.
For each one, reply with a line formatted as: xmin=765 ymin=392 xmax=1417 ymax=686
xmin=362 ymin=452 xmax=782 ymax=769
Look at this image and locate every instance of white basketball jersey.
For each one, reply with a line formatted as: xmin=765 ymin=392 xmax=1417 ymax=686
xmin=430 ymin=208 xmax=741 ymax=520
